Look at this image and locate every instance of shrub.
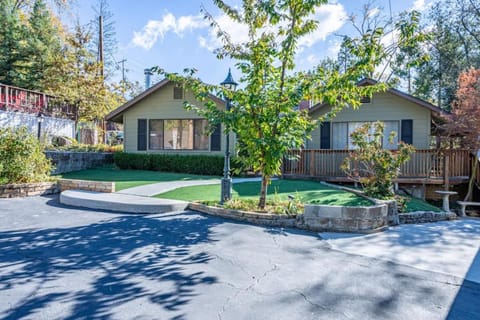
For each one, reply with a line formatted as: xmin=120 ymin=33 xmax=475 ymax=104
xmin=341 ymin=122 xmax=414 ymax=199
xmin=113 ymin=153 xmax=240 ymax=176
xmin=0 ymin=127 xmax=52 ymax=184
xmin=46 ymin=143 xmax=123 ymax=153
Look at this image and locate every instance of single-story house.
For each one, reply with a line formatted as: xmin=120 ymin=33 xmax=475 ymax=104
xmin=105 ymin=79 xmax=234 ymax=154
xmin=284 ymin=79 xmax=472 ymax=193
xmin=307 ymin=78 xmax=446 ymax=150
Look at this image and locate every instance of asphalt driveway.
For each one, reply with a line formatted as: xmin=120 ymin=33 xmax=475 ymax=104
xmin=0 ymin=195 xmax=479 ymax=320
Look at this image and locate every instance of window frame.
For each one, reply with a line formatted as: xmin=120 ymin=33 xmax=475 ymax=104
xmin=331 ymin=120 xmax=400 ymax=150
xmin=147 ymin=118 xmax=213 ymax=151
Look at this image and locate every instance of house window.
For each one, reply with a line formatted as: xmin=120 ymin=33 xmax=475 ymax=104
xmin=148 ymin=119 xmax=212 ymax=150
xmin=194 ymin=119 xmax=209 ymax=150
xmin=331 ymin=121 xmax=399 ymax=150
xmin=149 ymin=119 xmax=164 ymax=150
xmin=164 ymin=120 xmax=193 ymax=149
xmin=173 ymin=86 xmax=184 ymax=99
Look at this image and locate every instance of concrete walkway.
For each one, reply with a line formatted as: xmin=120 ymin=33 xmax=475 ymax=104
xmin=59 ymin=177 xmax=269 ymax=212
xmin=320 ymin=218 xmax=480 ymax=284
xmin=116 ymin=179 xmax=220 ymax=197
xmin=116 ymin=177 xmax=268 ymax=197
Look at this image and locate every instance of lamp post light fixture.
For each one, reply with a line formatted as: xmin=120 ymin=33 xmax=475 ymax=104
xmin=37 ymin=113 xmax=44 ymax=140
xmin=220 ymin=68 xmax=238 ymax=204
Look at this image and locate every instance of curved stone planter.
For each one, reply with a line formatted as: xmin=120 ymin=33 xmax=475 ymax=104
xmin=188 ymin=202 xmax=388 ymax=233
xmin=187 ymin=203 xmax=299 ymax=228
xmin=302 ymin=203 xmax=388 ymax=233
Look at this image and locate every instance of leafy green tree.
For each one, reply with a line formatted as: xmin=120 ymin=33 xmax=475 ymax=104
xmin=410 ymin=0 xmax=480 ymax=109
xmin=0 ymin=0 xmax=30 ymax=86
xmin=44 ymin=23 xmax=124 ymax=121
xmin=160 ymin=0 xmax=388 ymax=209
xmin=342 ymin=122 xmax=414 ymax=199
xmin=25 ymin=0 xmax=63 ymax=90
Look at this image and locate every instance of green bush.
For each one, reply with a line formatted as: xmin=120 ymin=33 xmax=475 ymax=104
xmin=341 ymin=122 xmax=414 ymax=199
xmin=46 ymin=143 xmax=123 ymax=153
xmin=113 ymin=153 xmax=241 ymax=176
xmin=0 ymin=127 xmax=52 ymax=184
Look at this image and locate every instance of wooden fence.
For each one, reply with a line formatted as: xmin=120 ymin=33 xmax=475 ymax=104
xmin=283 ymin=149 xmax=471 ymax=182
xmin=0 ymin=83 xmax=76 ymax=120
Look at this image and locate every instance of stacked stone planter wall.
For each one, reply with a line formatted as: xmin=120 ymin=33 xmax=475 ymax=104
xmin=58 ymin=179 xmax=115 ymax=193
xmin=45 ymin=151 xmax=114 ymax=174
xmin=0 ymin=182 xmax=58 ymax=198
xmin=302 ymin=204 xmax=388 ymax=233
xmin=187 ymin=203 xmax=299 ymax=228
xmin=188 ymin=202 xmax=388 ymax=233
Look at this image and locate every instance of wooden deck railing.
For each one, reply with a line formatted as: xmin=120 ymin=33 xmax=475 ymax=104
xmin=283 ymin=149 xmax=471 ymax=181
xmin=0 ymin=83 xmax=77 ymax=120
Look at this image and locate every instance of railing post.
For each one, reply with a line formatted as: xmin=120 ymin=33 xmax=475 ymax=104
xmin=444 ymin=150 xmax=450 ymax=191
xmin=309 ymin=150 xmax=315 ymax=177
xmin=5 ymin=85 xmax=9 ymax=109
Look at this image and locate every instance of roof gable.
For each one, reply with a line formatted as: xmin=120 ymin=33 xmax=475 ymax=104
xmin=309 ymin=78 xmax=447 ymax=116
xmin=105 ymin=79 xmax=224 ymax=122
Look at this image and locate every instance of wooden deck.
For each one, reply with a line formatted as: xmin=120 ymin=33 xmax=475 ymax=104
xmin=0 ymin=83 xmax=76 ymax=120
xmin=283 ymin=149 xmax=471 ymax=185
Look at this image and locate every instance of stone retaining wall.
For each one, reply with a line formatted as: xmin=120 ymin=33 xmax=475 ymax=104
xmin=187 ymin=203 xmax=299 ymax=228
xmin=399 ymin=211 xmax=457 ymax=224
xmin=45 ymin=151 xmax=114 ymax=174
xmin=188 ymin=202 xmax=388 ymax=233
xmin=302 ymin=204 xmax=388 ymax=233
xmin=58 ymin=179 xmax=115 ymax=193
xmin=0 ymin=182 xmax=58 ymax=198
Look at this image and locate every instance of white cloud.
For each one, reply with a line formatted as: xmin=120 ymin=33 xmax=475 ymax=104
xmin=132 ymin=12 xmax=208 ymax=50
xmin=198 ymin=13 xmax=249 ymax=51
xmin=327 ymin=39 xmax=342 ymax=58
xmin=133 ymin=3 xmax=347 ymax=52
xmin=411 ymin=0 xmax=432 ymax=12
xmin=298 ymin=4 xmax=347 ymax=48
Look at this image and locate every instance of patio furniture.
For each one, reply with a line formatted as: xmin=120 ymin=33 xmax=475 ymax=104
xmin=434 ymin=190 xmax=458 ymax=212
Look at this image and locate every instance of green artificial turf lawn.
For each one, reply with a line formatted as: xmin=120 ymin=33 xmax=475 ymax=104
xmin=403 ymin=197 xmax=442 ymax=213
xmin=155 ymin=179 xmax=374 ymax=207
xmin=59 ymin=166 xmax=218 ymax=191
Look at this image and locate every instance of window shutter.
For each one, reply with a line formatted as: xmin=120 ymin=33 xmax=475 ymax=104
xmin=401 ymin=119 xmax=413 ymax=144
xmin=210 ymin=123 xmax=221 ymax=151
xmin=137 ymin=119 xmax=147 ymax=151
xmin=320 ymin=122 xmax=331 ymax=149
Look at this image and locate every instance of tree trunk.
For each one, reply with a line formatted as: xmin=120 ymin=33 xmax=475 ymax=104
xmin=464 ymin=154 xmax=478 ymax=201
xmin=258 ymin=174 xmax=269 ymax=209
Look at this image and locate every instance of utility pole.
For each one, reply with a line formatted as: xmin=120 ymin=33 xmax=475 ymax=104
xmin=98 ymin=15 xmax=104 ymax=79
xmin=118 ymin=58 xmax=127 ymax=97
xmin=98 ymin=15 xmax=105 ymax=143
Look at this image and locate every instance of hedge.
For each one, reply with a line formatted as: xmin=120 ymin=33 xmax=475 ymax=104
xmin=114 ymin=153 xmax=243 ymax=176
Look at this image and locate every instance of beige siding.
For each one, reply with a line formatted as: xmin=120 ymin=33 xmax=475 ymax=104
xmin=307 ymin=91 xmax=431 ymax=149
xmin=123 ymin=83 xmax=234 ymax=154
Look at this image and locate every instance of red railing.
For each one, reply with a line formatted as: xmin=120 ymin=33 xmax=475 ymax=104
xmin=0 ymin=83 xmax=77 ymax=120
xmin=283 ymin=149 xmax=471 ymax=181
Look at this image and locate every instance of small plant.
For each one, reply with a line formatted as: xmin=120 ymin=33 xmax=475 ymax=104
xmin=341 ymin=122 xmax=414 ymax=199
xmin=222 ymin=198 xmax=303 ymax=215
xmin=0 ymin=127 xmax=52 ymax=184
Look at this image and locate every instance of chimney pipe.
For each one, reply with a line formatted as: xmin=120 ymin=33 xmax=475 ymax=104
xmin=144 ymin=68 xmax=153 ymax=90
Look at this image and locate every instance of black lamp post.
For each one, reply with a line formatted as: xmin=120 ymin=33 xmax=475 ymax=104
xmin=37 ymin=113 xmax=44 ymax=140
xmin=220 ymin=68 xmax=238 ymax=204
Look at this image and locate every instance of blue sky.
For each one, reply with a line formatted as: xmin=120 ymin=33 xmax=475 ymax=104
xmin=70 ymin=0 xmax=432 ymax=88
